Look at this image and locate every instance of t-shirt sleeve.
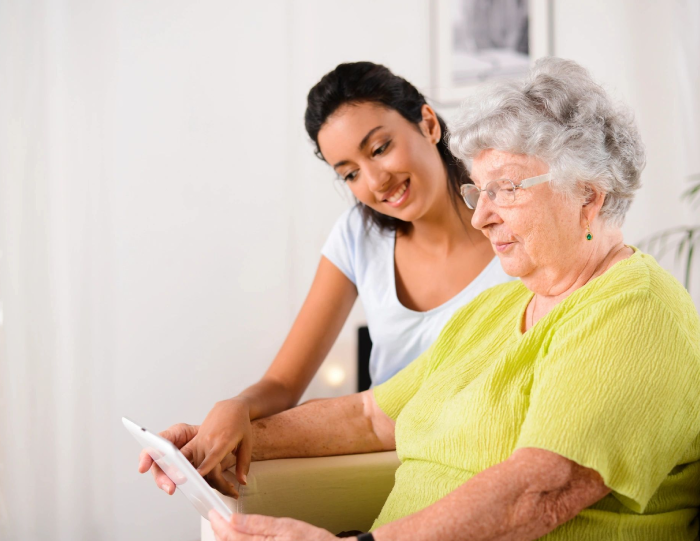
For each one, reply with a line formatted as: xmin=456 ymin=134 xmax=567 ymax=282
xmin=515 ymin=292 xmax=700 ymax=513
xmin=321 ymin=206 xmax=362 ymax=285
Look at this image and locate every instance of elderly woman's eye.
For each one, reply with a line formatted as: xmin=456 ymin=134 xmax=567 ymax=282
xmin=497 ymin=180 xmax=516 ymax=192
xmin=373 ymin=141 xmax=390 ymax=157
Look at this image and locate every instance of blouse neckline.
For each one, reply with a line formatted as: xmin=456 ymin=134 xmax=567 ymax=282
xmin=514 ymin=246 xmax=641 ymax=337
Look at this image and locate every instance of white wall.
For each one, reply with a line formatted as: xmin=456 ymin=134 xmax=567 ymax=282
xmin=110 ymin=3 xmax=699 ymax=537
xmin=108 ymin=2 xmax=432 ymax=540
xmin=0 ymin=1 xmax=697 ymax=540
xmin=552 ymin=0 xmax=700 ymax=305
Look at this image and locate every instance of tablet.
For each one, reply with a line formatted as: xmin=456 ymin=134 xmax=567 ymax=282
xmin=123 ymin=417 xmax=234 ymax=521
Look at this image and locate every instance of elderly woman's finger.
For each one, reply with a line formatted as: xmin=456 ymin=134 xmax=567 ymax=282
xmin=150 ymin=461 xmax=176 ymax=495
xmin=139 ymin=449 xmax=175 ymax=494
xmin=179 ymin=441 xmax=195 ymax=464
xmin=224 ymin=513 xmax=337 ymax=541
xmin=138 ymin=449 xmax=154 ymax=473
xmin=158 ymin=423 xmax=199 ymax=450
xmin=220 ymin=513 xmax=280 ymax=537
xmin=208 ymin=511 xmax=241 ymax=541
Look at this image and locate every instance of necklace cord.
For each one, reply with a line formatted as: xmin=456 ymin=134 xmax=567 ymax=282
xmin=528 ymin=243 xmax=628 ymax=329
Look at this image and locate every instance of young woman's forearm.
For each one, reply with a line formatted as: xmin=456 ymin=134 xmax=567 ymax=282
xmin=234 ymin=377 xmax=299 ymax=421
xmin=235 ymin=256 xmax=358 ymax=421
xmin=250 ymin=391 xmax=396 ymax=461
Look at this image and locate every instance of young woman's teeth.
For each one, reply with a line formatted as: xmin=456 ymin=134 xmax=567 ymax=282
xmin=387 ymin=182 xmax=407 ymax=203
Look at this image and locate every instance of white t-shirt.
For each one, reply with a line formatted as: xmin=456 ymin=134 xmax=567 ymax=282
xmin=321 ymin=206 xmax=515 ymax=386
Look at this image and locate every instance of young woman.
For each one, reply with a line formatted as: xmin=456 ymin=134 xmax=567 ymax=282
xmin=139 ymin=62 xmax=513 ymax=497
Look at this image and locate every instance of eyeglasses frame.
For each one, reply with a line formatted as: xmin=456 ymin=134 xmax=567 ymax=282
xmin=460 ymin=173 xmax=552 ymax=210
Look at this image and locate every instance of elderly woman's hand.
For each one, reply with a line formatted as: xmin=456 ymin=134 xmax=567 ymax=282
xmin=137 ymin=422 xmax=239 ymax=498
xmin=208 ymin=511 xmax=338 ymax=541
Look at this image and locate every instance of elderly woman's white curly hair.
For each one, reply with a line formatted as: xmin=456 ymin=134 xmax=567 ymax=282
xmin=448 ymin=57 xmax=646 ymax=226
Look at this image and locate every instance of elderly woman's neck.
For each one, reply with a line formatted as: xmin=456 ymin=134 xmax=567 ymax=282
xmin=524 ymin=230 xmax=629 ymax=304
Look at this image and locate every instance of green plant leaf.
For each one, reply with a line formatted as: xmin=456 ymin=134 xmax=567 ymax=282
xmin=685 ymin=237 xmax=695 ymax=290
xmin=677 ymin=229 xmax=690 ymax=267
xmin=682 ymin=173 xmax=700 ymax=207
xmin=637 ymin=173 xmax=700 ymax=292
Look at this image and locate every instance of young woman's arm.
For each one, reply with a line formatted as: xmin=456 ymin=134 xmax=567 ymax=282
xmin=242 ymin=255 xmax=358 ymax=418
xmin=141 ymin=389 xmax=396 ymax=500
xmin=139 ymin=256 xmax=357 ymax=498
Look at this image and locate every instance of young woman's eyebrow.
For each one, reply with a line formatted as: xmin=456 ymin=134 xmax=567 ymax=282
xmin=332 ymin=125 xmax=385 ymax=170
xmin=358 ymin=125 xmax=384 ymax=150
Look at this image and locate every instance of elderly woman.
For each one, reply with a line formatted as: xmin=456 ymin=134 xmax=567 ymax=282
xmin=142 ymin=58 xmax=700 ymax=540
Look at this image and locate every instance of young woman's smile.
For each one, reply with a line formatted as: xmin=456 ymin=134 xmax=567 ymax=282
xmin=317 ymin=102 xmax=445 ymax=224
xmin=381 ymin=179 xmax=410 ymax=207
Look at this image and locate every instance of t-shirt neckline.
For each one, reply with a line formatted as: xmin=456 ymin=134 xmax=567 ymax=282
xmin=390 ymin=231 xmax=502 ymax=316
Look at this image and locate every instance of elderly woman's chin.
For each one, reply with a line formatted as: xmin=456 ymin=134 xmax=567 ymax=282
xmin=491 ymin=243 xmax=532 ymax=277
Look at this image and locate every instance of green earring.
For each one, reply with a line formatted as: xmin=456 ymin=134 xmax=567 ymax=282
xmin=586 ymin=222 xmax=593 ymax=241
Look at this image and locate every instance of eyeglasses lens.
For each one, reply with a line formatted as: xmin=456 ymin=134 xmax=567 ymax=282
xmin=489 ymin=180 xmax=517 ymax=206
xmin=461 ymin=180 xmax=517 ymax=209
xmin=461 ymin=185 xmax=480 ymax=209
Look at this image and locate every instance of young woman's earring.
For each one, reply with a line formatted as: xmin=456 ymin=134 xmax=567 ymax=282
xmin=586 ymin=222 xmax=593 ymax=241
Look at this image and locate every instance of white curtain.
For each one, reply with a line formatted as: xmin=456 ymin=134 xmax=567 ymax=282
xmin=675 ymin=0 xmax=700 ymax=304
xmin=0 ymin=1 xmax=117 ymax=539
xmin=0 ymin=1 xmax=698 ymax=540
xmin=676 ymin=0 xmax=700 ymax=177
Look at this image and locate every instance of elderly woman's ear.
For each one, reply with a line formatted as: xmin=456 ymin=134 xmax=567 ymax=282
xmin=580 ymin=185 xmax=607 ymax=226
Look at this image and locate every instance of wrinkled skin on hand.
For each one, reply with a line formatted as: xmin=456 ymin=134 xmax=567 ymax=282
xmin=208 ymin=511 xmax=338 ymax=541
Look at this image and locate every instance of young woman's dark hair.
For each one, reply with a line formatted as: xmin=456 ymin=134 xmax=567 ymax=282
xmin=304 ymin=61 xmax=471 ymax=234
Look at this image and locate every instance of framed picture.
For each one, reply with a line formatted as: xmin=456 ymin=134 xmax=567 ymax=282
xmin=430 ymin=0 xmax=554 ymax=105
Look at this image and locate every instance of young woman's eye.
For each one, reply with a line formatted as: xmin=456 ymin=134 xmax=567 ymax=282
xmin=372 ymin=141 xmax=390 ymax=157
xmin=343 ymin=170 xmax=358 ymax=182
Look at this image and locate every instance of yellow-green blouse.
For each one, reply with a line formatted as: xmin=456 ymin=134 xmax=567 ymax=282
xmin=372 ymin=250 xmax=700 ymax=539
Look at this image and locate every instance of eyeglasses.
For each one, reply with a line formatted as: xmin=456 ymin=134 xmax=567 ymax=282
xmin=460 ymin=173 xmax=552 ymax=210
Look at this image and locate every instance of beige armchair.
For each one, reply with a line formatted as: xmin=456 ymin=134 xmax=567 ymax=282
xmin=201 ymin=451 xmax=400 ymax=540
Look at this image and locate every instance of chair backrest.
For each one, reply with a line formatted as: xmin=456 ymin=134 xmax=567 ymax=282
xmin=201 ymin=452 xmax=401 ymax=540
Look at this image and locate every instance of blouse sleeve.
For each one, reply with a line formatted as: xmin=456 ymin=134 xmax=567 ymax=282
xmin=515 ymin=291 xmax=700 ymax=513
xmin=372 ymin=340 xmax=437 ymax=421
xmin=372 ymin=300 xmax=482 ymax=421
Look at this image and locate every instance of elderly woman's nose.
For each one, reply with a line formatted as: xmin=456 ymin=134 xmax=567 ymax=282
xmin=470 ymin=194 xmax=495 ymax=231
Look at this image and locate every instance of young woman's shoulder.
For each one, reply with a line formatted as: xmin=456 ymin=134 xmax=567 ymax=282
xmin=330 ymin=204 xmax=392 ymax=241
xmin=321 ymin=205 xmax=393 ymax=286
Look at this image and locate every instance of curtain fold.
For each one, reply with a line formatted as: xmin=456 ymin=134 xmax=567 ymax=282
xmin=0 ymin=1 xmax=698 ymax=540
xmin=674 ymin=0 xmax=700 ymax=304
xmin=675 ymin=0 xmax=700 ymax=177
xmin=0 ymin=2 xmax=117 ymax=540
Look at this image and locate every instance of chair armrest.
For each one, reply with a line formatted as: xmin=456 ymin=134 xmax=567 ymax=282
xmin=201 ymin=451 xmax=400 ymax=540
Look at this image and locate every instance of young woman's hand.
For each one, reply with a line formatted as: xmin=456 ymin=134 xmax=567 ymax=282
xmin=208 ymin=511 xmax=338 ymax=541
xmin=179 ymin=398 xmax=253 ymax=497
xmin=137 ymin=420 xmax=240 ymax=498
